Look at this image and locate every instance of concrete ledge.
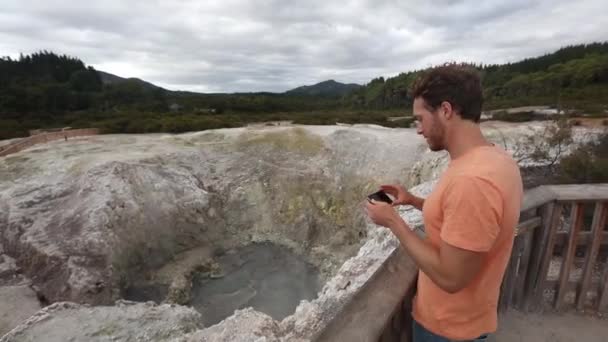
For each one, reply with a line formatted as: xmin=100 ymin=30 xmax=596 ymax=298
xmin=314 ymin=247 xmax=418 ymax=342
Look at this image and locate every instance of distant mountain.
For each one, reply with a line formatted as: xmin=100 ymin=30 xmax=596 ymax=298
xmin=285 ymin=80 xmax=361 ymax=97
xmin=97 ymin=70 xmax=164 ymax=90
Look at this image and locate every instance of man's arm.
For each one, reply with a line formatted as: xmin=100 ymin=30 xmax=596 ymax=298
xmin=389 ymin=218 xmax=484 ymax=293
xmin=408 ymin=195 xmax=425 ymax=211
xmin=370 ymin=176 xmax=501 ymax=293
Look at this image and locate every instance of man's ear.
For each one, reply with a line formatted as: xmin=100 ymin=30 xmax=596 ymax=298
xmin=440 ymin=101 xmax=454 ymax=120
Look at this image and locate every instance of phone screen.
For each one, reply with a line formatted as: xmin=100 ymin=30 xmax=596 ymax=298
xmin=367 ymin=190 xmax=393 ymax=204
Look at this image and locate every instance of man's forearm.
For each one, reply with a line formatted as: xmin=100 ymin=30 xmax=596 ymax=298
xmin=410 ymin=196 xmax=425 ymax=211
xmin=389 ymin=219 xmax=458 ymax=293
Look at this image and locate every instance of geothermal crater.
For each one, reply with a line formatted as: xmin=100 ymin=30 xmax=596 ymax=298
xmin=0 ymin=123 xmax=557 ymax=341
xmin=0 ymin=125 xmax=432 ymax=340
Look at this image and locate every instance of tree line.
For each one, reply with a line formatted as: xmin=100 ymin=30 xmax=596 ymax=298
xmin=347 ymin=42 xmax=608 ymax=111
xmin=1 ymin=43 xmax=607 ymax=139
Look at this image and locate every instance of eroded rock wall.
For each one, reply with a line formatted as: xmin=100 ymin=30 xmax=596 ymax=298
xmin=0 ymin=126 xmax=424 ymax=307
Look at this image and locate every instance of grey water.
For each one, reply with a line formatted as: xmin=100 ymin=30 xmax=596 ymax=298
xmin=191 ymin=242 xmax=322 ymax=326
xmin=123 ymin=283 xmax=168 ymax=303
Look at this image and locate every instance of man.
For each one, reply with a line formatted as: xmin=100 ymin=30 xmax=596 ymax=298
xmin=365 ymin=64 xmax=523 ymax=341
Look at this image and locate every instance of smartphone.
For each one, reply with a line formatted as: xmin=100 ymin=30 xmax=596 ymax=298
xmin=367 ymin=190 xmax=393 ymax=204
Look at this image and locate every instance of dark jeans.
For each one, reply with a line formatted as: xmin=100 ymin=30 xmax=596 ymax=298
xmin=412 ymin=319 xmax=488 ymax=342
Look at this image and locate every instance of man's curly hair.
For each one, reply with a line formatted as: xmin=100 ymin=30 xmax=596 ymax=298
xmin=410 ymin=63 xmax=483 ymax=122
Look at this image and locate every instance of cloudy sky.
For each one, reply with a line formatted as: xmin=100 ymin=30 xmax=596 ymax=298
xmin=1 ymin=0 xmax=606 ymax=93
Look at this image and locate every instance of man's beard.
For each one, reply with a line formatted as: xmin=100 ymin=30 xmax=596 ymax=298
xmin=428 ymin=139 xmax=444 ymax=151
xmin=426 ymin=126 xmax=445 ymax=151
xmin=428 ymin=142 xmax=444 ymax=151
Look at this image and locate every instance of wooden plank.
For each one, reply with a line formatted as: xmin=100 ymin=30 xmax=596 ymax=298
xmin=549 ymin=184 xmax=608 ymax=202
xmin=499 ymin=246 xmax=517 ymax=312
xmin=499 ymin=259 xmax=514 ymax=312
xmin=555 ymin=203 xmax=584 ymax=310
xmin=600 ymin=257 xmax=608 ymax=312
xmin=520 ymin=184 xmax=608 ymax=209
xmin=516 ymin=216 xmax=542 ymax=236
xmin=553 ymin=231 xmax=608 ymax=247
xmin=577 ymin=203 xmax=607 ymax=310
xmin=521 ymin=187 xmax=558 ymax=211
xmin=515 ymin=230 xmax=535 ymax=309
xmin=501 ymin=238 xmax=521 ymax=312
xmin=519 ymin=184 xmax=608 ymax=213
xmin=547 ymin=280 xmax=594 ymax=292
xmin=534 ymin=203 xmax=563 ymax=310
xmin=524 ymin=203 xmax=555 ymax=310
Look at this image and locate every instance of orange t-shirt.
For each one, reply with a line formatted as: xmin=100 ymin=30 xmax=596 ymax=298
xmin=412 ymin=145 xmax=523 ymax=340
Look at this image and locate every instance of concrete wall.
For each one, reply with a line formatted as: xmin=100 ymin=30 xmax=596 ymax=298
xmin=315 ymin=247 xmax=419 ymax=342
xmin=0 ymin=128 xmax=99 ymax=157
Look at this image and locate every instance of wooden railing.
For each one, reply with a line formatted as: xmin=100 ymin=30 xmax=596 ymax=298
xmin=314 ymin=184 xmax=608 ymax=342
xmin=500 ymin=184 xmax=608 ymax=313
xmin=0 ymin=128 xmax=99 ymax=157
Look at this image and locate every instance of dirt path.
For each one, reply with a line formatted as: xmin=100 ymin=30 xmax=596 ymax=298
xmin=495 ymin=310 xmax=608 ymax=342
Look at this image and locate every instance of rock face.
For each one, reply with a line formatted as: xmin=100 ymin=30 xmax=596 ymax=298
xmin=0 ymin=126 xmax=425 ymax=306
xmin=0 ymin=301 xmax=202 ymax=342
xmin=0 ymin=180 xmax=434 ymax=342
xmin=0 ymin=125 xmax=428 ymax=337
xmin=0 ymin=246 xmax=42 ymax=337
xmin=1 ymin=122 xmax=582 ymax=341
xmin=178 ymin=308 xmax=283 ymax=342
xmin=0 ymin=285 xmax=42 ymax=337
xmin=0 ymin=254 xmax=18 ymax=280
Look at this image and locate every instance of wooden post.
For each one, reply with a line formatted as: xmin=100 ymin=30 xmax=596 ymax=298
xmin=516 ymin=216 xmax=542 ymax=235
xmin=555 ymin=203 xmax=584 ymax=310
xmin=577 ymin=203 xmax=607 ymax=310
xmin=599 ymin=207 xmax=608 ymax=313
xmin=600 ymin=262 xmax=608 ymax=313
xmin=525 ymin=202 xmax=561 ymax=311
xmin=515 ymin=230 xmax=535 ymax=309
xmin=501 ymin=236 xmax=522 ymax=311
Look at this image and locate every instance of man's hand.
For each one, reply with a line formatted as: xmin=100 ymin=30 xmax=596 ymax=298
xmin=380 ymin=184 xmax=424 ymax=210
xmin=364 ymin=199 xmax=403 ymax=229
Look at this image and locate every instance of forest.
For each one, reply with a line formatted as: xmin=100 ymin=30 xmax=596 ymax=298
xmin=1 ymin=42 xmax=607 ymax=139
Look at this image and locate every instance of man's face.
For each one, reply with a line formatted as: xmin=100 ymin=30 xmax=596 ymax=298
xmin=413 ymin=97 xmax=446 ymax=151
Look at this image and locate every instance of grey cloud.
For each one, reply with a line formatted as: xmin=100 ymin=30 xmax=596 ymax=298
xmin=1 ymin=0 xmax=606 ymax=92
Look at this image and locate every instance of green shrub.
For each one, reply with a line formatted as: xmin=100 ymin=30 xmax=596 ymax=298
xmin=570 ymin=119 xmax=582 ymax=126
xmin=0 ymin=120 xmax=27 ymax=139
xmin=556 ymin=132 xmax=608 ymax=183
xmin=491 ymin=111 xmax=546 ymax=122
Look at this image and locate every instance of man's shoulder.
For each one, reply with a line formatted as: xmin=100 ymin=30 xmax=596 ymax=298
xmin=459 ymin=147 xmax=520 ymax=179
xmin=477 ymin=145 xmax=519 ymax=167
xmin=442 ymin=173 xmax=500 ymax=195
xmin=445 ymin=149 xmax=522 ymax=196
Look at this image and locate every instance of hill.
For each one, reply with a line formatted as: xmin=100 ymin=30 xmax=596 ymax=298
xmin=97 ymin=70 xmax=164 ymax=90
xmin=284 ymin=79 xmax=361 ymax=97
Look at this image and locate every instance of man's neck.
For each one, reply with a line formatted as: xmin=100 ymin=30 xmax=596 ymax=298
xmin=445 ymin=121 xmax=491 ymax=160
